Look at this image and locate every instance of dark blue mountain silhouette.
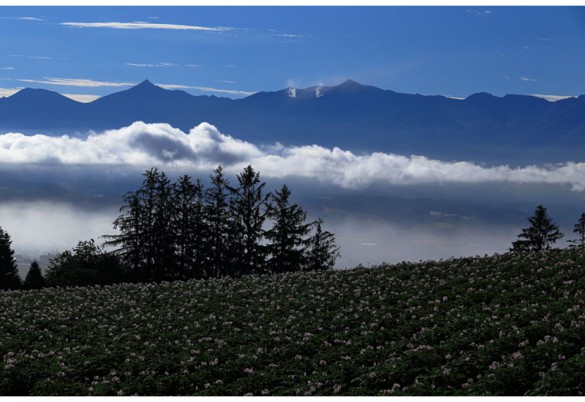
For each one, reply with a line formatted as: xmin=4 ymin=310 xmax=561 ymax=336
xmin=0 ymin=88 xmax=84 ymax=131
xmin=0 ymin=79 xmax=584 ymax=164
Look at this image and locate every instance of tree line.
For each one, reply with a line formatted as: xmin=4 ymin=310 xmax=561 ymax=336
xmin=0 ymin=227 xmax=45 ymax=290
xmin=4 ymin=187 xmax=585 ymax=291
xmin=0 ymin=165 xmax=340 ymax=289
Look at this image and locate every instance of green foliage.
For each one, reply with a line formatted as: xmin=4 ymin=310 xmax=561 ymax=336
xmin=0 ymin=226 xmax=21 ymax=290
xmin=265 ymin=185 xmax=311 ymax=274
xmin=23 ymin=261 xmax=45 ymax=290
xmin=3 ymin=248 xmax=585 ymax=395
xmin=570 ymin=213 xmax=585 ymax=249
xmin=105 ymin=191 xmax=143 ymax=278
xmin=106 ymin=165 xmax=338 ymax=282
xmin=512 ymin=205 xmax=564 ymax=252
xmin=106 ymin=168 xmax=187 ymax=282
xmin=204 ymin=165 xmax=233 ymax=278
xmin=44 ymin=240 xmax=122 ymax=287
xmin=304 ymin=218 xmax=340 ymax=271
xmin=228 ymin=165 xmax=270 ymax=276
xmin=173 ymin=175 xmax=207 ymax=280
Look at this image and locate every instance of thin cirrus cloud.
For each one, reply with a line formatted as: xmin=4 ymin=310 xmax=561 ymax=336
xmin=9 ymin=54 xmax=58 ymax=60
xmin=466 ymin=10 xmax=492 ymax=16
xmin=0 ymin=87 xmax=22 ymax=98
xmin=272 ymin=33 xmax=310 ymax=39
xmin=0 ymin=16 xmax=46 ymax=21
xmin=125 ymin=62 xmax=177 ymax=68
xmin=60 ymin=21 xmax=231 ymax=32
xmin=17 ymin=77 xmax=136 ymax=88
xmin=158 ymin=83 xmax=256 ymax=97
xmin=2 ymin=121 xmax=585 ymax=192
xmin=16 ymin=16 xmax=45 ymax=21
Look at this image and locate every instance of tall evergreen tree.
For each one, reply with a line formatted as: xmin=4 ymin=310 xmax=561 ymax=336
xmin=571 ymin=213 xmax=585 ymax=248
xmin=150 ymin=169 xmax=177 ymax=281
xmin=104 ymin=165 xmax=341 ymax=283
xmin=0 ymin=226 xmax=21 ymax=290
xmin=304 ymin=218 xmax=340 ymax=271
xmin=106 ymin=168 xmax=177 ymax=282
xmin=265 ymin=185 xmax=311 ymax=274
xmin=105 ymin=191 xmax=145 ymax=281
xmin=174 ymin=175 xmax=207 ymax=279
xmin=23 ymin=260 xmax=45 ymax=290
xmin=204 ymin=165 xmax=232 ymax=278
xmin=140 ymin=168 xmax=158 ymax=280
xmin=512 ymin=205 xmax=564 ymax=252
xmin=229 ymin=165 xmax=270 ymax=276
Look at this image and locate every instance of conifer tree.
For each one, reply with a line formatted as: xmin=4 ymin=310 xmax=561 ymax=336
xmin=140 ymin=168 xmax=158 ymax=279
xmin=0 ymin=226 xmax=21 ymax=290
xmin=174 ymin=175 xmax=207 ymax=279
xmin=23 ymin=260 xmax=45 ymax=290
xmin=150 ymin=169 xmax=177 ymax=281
xmin=304 ymin=218 xmax=340 ymax=271
xmin=205 ymin=165 xmax=232 ymax=278
xmin=106 ymin=168 xmax=176 ymax=282
xmin=105 ymin=165 xmax=342 ymax=283
xmin=265 ymin=185 xmax=311 ymax=274
xmin=571 ymin=213 xmax=585 ymax=249
xmin=105 ymin=191 xmax=145 ymax=280
xmin=512 ymin=205 xmax=564 ymax=252
xmin=229 ymin=165 xmax=270 ymax=276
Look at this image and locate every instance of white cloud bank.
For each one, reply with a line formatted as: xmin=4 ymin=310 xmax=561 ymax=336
xmin=531 ymin=94 xmax=576 ymax=102
xmin=62 ymin=93 xmax=101 ymax=103
xmin=2 ymin=121 xmax=585 ymax=191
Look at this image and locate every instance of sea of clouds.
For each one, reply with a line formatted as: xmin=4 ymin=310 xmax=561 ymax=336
xmin=1 ymin=121 xmax=585 ymax=191
xmin=2 ymin=121 xmax=585 ymax=268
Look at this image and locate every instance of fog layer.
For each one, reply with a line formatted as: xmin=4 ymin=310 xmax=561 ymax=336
xmin=1 ymin=122 xmax=585 ymax=269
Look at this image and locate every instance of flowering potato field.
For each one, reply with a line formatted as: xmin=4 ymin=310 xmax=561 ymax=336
xmin=3 ymin=249 xmax=585 ymax=396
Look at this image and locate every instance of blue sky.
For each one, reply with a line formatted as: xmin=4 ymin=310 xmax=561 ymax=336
xmin=0 ymin=6 xmax=584 ymax=102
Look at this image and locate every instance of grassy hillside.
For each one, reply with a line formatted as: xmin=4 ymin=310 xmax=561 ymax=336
xmin=2 ymin=248 xmax=585 ymax=395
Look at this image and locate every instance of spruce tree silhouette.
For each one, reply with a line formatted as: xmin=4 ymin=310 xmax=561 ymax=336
xmin=0 ymin=226 xmax=21 ymax=290
xmin=512 ymin=205 xmax=564 ymax=252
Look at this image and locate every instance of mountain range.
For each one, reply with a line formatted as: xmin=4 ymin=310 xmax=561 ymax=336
xmin=1 ymin=79 xmax=584 ymax=164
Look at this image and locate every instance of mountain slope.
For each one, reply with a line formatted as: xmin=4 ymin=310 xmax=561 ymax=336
xmin=85 ymin=80 xmax=232 ymax=130
xmin=0 ymin=88 xmax=84 ymax=132
xmin=0 ymin=80 xmax=583 ymax=163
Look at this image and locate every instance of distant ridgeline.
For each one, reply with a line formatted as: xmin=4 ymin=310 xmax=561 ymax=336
xmin=1 ymin=80 xmax=584 ymax=164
